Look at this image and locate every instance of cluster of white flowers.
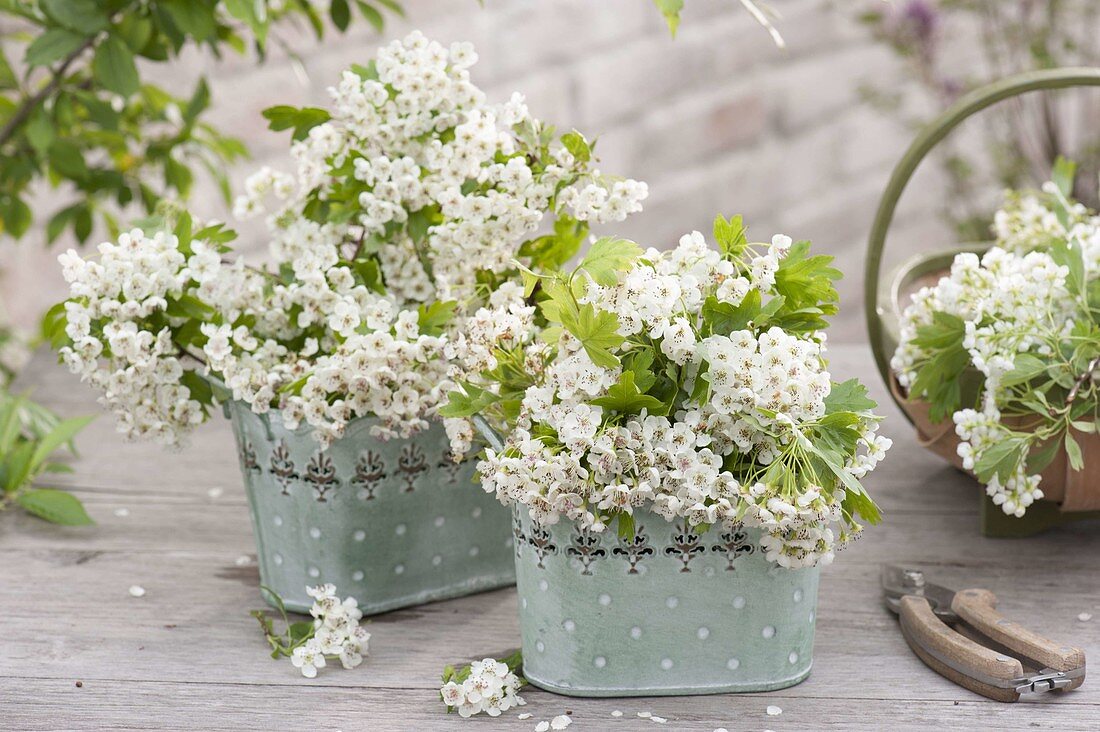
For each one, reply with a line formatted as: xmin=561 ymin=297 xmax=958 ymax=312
xmin=201 ymin=311 xmax=456 ymax=445
xmin=439 ymin=657 xmax=526 ymax=718
xmin=234 ymin=31 xmax=646 ymax=307
xmin=58 ymin=32 xmax=647 ymax=450
xmin=893 ymin=184 xmax=1099 ymax=516
xmin=290 ymin=584 xmax=371 ymax=678
xmin=893 ymin=247 xmax=1075 ymax=393
xmin=474 ymin=230 xmax=887 ymax=568
xmin=994 ymin=184 xmax=1099 ymax=265
xmin=954 ymin=402 xmax=1043 ymax=517
xmin=58 ymin=229 xmax=212 ymax=446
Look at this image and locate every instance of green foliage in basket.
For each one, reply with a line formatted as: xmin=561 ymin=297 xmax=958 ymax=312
xmin=445 ymin=215 xmax=889 ymax=570
xmin=0 ymin=0 xmax=401 ymax=245
xmin=893 ymin=159 xmax=1100 ymax=517
xmin=0 ymin=392 xmax=93 ymax=525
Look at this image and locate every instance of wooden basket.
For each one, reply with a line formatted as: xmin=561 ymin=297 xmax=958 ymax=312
xmin=864 ymin=68 xmax=1100 ymax=537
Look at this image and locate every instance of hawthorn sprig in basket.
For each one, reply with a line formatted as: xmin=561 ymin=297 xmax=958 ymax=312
xmin=49 ymin=32 xmax=647 ymax=612
xmin=445 ymin=215 xmax=889 ymax=696
xmin=866 ymin=68 xmax=1100 ymax=537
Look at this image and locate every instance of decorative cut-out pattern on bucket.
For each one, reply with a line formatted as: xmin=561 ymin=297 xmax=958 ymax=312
xmin=512 ymin=508 xmax=819 ymax=696
xmin=227 ymin=402 xmax=516 ymax=614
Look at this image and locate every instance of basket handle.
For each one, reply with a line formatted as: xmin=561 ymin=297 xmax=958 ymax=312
xmin=864 ymin=67 xmax=1100 ymax=396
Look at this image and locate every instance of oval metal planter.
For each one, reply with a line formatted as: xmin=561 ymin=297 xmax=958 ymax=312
xmin=226 ymin=401 xmax=516 ymax=614
xmin=512 ymin=508 xmax=820 ymax=696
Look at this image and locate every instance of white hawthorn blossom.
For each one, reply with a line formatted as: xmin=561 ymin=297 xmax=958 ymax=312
xmin=893 ymin=180 xmax=1100 ymax=517
xmin=289 ymin=584 xmax=370 ymax=677
xmin=439 ymin=657 xmax=526 ymax=718
xmin=57 ymin=32 xmax=646 ymax=450
xmin=472 ymin=228 xmax=888 ymax=569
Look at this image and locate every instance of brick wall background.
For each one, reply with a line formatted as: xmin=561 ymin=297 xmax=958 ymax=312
xmin=0 ymin=0 xmax=958 ymax=343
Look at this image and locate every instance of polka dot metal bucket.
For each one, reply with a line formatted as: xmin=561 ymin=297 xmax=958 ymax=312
xmin=226 ymin=401 xmax=516 ymax=614
xmin=511 ymin=508 xmax=820 ymax=696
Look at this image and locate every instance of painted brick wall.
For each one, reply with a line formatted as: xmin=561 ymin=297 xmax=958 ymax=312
xmin=0 ymin=0 xmax=955 ymax=342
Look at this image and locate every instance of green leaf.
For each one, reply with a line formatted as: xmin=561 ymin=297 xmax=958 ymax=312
xmin=407 ymin=207 xmax=432 ymax=244
xmin=0 ymin=197 xmax=32 ymax=239
xmin=1000 ymin=353 xmax=1049 ymax=388
xmin=688 ymin=363 xmax=710 ymax=405
xmin=1065 ymin=432 xmax=1084 ymax=472
xmin=773 ymin=240 xmax=841 ymax=313
xmin=439 ymin=384 xmax=499 ymax=419
xmin=331 ymin=0 xmax=351 ymax=30
xmin=181 ymin=371 xmax=214 ymax=407
xmin=652 ymin=0 xmax=685 ymax=36
xmin=41 ymin=300 xmax=70 ymax=349
xmin=824 ymin=379 xmax=877 ymax=414
xmin=577 ymin=237 xmax=642 ymax=287
xmin=2 ymin=440 xmax=35 ymax=493
xmin=560 ymin=130 xmax=592 ymax=163
xmin=174 ymin=211 xmax=193 ymax=248
xmin=261 ymin=105 xmax=331 ymax=141
xmin=41 ymin=0 xmax=108 ymax=33
xmin=352 ymin=258 xmax=385 ymax=294
xmin=25 ymin=108 xmax=55 ymax=156
xmin=162 ymin=0 xmax=217 ymax=42
xmin=356 ymin=1 xmax=385 ymax=32
xmin=0 ymin=395 xmax=27 ymax=455
xmin=288 ymin=620 xmax=315 ymax=643
xmin=373 ymin=0 xmax=405 ymax=16
xmin=519 ymin=215 xmax=586 ymax=271
xmin=1052 ymin=156 xmax=1077 ymax=198
xmin=591 ymin=371 xmax=666 ymax=415
xmin=417 ymin=300 xmax=457 ymax=337
xmin=25 ymin=29 xmax=86 ymax=67
xmin=0 ymin=47 xmax=17 ymax=89
xmin=48 ymin=139 xmax=88 ymax=181
xmin=165 ymin=294 xmax=215 ymax=320
xmin=1027 ymin=436 xmax=1061 ymax=474
xmin=713 ymin=214 xmax=748 ymax=258
xmin=561 ymin=303 xmax=623 ymax=369
xmin=92 ymin=37 xmax=140 ymax=96
xmin=224 ymin=0 xmax=269 ymax=46
xmin=911 ymin=311 xmax=966 ymax=350
xmin=974 ymin=437 xmax=1027 ymax=485
xmin=799 ymin=433 xmax=881 ymax=524
xmin=625 ymin=348 xmax=657 ymax=392
xmin=16 ymin=489 xmax=93 ymax=525
xmin=616 ymin=511 xmax=636 ymax=539
xmin=31 ymin=415 xmax=93 ymax=468
xmin=184 ymin=78 xmax=211 ymax=124
xmin=702 ymin=291 xmax=760 ymax=335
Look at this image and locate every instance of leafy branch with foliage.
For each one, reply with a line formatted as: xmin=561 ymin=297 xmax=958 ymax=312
xmin=446 ymin=214 xmax=889 ymax=569
xmin=50 ymin=34 xmax=647 ymax=451
xmin=0 ymin=0 xmax=402 ymax=245
xmin=893 ymin=159 xmax=1100 ymax=516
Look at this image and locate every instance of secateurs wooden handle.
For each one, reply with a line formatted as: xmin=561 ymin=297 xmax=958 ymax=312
xmin=883 ymin=565 xmax=1086 ymax=702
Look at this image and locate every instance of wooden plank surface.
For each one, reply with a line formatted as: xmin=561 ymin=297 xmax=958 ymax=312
xmin=3 ymin=345 xmax=1100 ymax=731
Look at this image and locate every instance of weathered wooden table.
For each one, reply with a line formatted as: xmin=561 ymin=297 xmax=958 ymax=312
xmin=3 ymin=345 xmax=1100 ymax=731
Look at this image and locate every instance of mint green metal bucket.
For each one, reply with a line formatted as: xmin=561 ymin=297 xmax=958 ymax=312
xmin=226 ymin=402 xmax=516 ymax=614
xmin=512 ymin=508 xmax=820 ymax=696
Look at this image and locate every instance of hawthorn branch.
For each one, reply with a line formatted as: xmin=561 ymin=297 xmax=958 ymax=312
xmin=0 ymin=35 xmax=98 ymax=150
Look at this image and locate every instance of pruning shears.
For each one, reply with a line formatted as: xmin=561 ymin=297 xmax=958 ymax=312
xmin=882 ymin=565 xmax=1086 ymax=701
